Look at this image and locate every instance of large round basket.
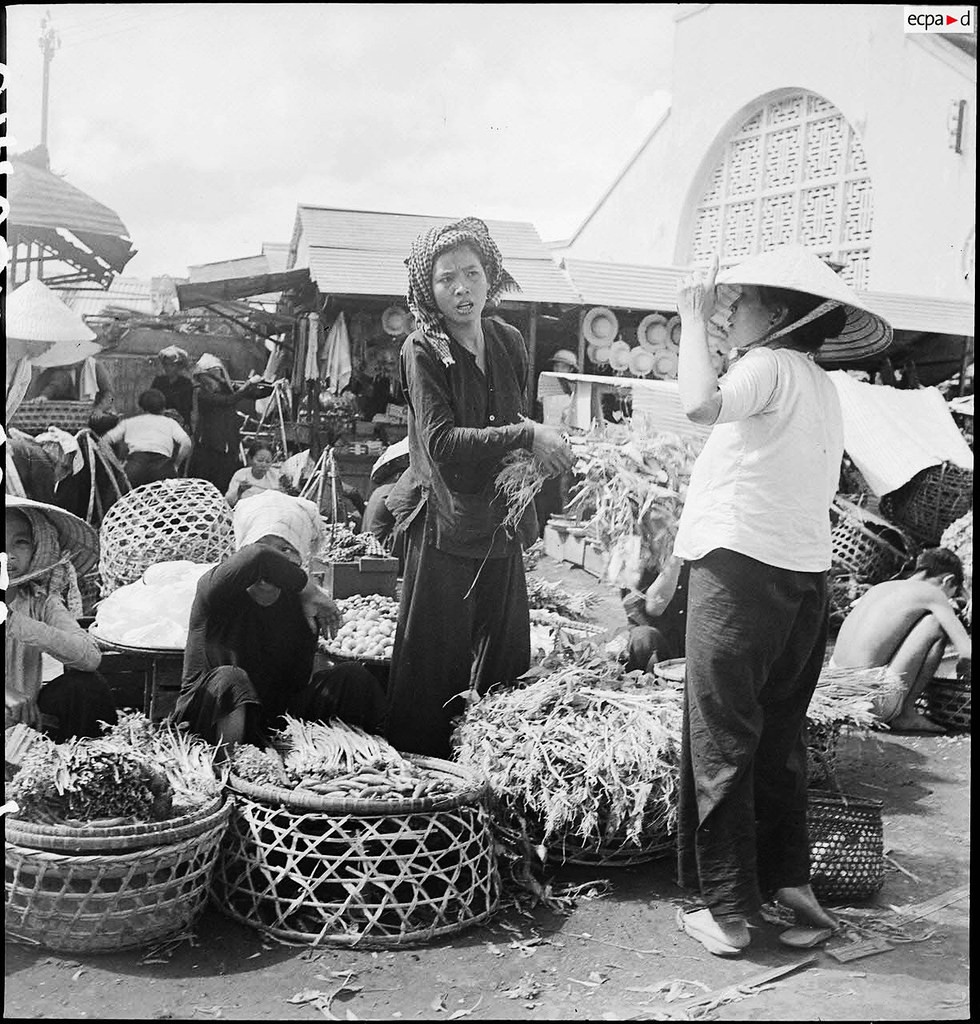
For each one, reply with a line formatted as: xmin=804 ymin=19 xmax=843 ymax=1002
xmin=880 ymin=463 xmax=974 ymax=547
xmin=8 ymin=399 xmax=93 ymax=436
xmin=5 ymin=799 xmax=231 ymax=954
xmin=212 ymin=757 xmax=499 ymax=948
xmin=492 ymin=800 xmax=675 ymax=868
xmin=807 ymin=790 xmax=884 ymax=904
xmin=831 ymin=498 xmax=912 ymax=583
xmin=98 ymin=478 xmax=235 ymax=594
xmin=925 ymin=676 xmax=971 ymax=732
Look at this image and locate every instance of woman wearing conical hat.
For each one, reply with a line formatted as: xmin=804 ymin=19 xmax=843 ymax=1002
xmin=671 ymin=246 xmax=892 ymax=957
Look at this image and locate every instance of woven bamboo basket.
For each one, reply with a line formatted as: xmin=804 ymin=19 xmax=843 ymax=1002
xmin=807 ymin=789 xmax=884 ymax=904
xmin=212 ymin=757 xmax=500 ymax=948
xmin=5 ymin=796 xmax=225 ymax=854
xmin=5 ymin=799 xmax=231 ymax=953
xmin=831 ymin=499 xmax=912 ymax=583
xmin=492 ymin=799 xmax=675 ymax=868
xmin=98 ymin=478 xmax=235 ymax=594
xmin=8 ymin=400 xmax=93 ymax=436
xmin=925 ymin=677 xmax=971 ymax=732
xmin=880 ymin=463 xmax=974 ymax=547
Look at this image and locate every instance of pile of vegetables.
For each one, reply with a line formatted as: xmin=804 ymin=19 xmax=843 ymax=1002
xmin=321 ymin=594 xmax=398 ymax=661
xmin=232 ymin=716 xmax=462 ymax=802
xmin=6 ymin=712 xmax=221 ymax=827
xmin=316 ymin=530 xmax=388 ymax=563
xmin=456 ymin=641 xmax=681 ymax=854
xmin=525 ymin=577 xmax=594 ymax=621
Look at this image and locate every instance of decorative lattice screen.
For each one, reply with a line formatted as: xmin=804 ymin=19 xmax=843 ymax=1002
xmin=690 ymin=92 xmax=873 ymax=289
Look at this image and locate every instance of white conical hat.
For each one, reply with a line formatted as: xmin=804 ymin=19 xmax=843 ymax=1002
xmin=5 ymin=279 xmax=97 ymax=343
xmin=716 ymin=245 xmax=892 ymax=363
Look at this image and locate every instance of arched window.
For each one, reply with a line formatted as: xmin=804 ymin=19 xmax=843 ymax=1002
xmin=689 ymin=92 xmax=873 ymax=289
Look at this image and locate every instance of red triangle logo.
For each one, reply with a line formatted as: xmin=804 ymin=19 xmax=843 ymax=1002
xmin=946 ymin=14 xmax=958 ymax=24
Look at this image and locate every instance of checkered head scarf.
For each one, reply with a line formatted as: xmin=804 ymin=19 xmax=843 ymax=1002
xmin=405 ymin=217 xmax=519 ymax=366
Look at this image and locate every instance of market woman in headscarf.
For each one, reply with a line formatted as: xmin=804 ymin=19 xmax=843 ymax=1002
xmin=5 ymin=495 xmax=117 ymax=741
xmin=187 ymin=353 xmax=272 ymax=493
xmin=171 ymin=491 xmax=385 ymax=749
xmin=151 ymin=345 xmax=195 ymax=430
xmin=385 ymin=217 xmax=573 ymax=758
xmin=671 ymin=245 xmax=893 ymax=956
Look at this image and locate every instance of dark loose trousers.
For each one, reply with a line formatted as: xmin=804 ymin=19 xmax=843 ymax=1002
xmin=677 ymin=548 xmax=829 ymax=920
xmin=124 ymin=451 xmax=177 ymax=488
xmin=37 ymin=670 xmax=118 ymax=743
xmin=384 ymin=509 xmax=530 ymax=759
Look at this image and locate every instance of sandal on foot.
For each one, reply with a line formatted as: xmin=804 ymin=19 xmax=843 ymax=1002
xmin=779 ymin=926 xmax=834 ymax=948
xmin=676 ymin=908 xmax=748 ymax=957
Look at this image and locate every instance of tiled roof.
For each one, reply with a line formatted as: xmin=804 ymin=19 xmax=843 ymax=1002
xmin=291 ymin=206 xmax=579 ymax=305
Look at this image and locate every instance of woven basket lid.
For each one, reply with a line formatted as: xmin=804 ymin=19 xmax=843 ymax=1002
xmin=716 ymin=245 xmax=892 ymax=363
xmin=5 ymin=279 xmax=97 ymax=344
xmin=628 ymin=346 xmax=655 ymax=377
xmin=582 ymin=306 xmax=619 ymax=346
xmin=608 ymin=340 xmax=632 ymax=372
xmin=5 ymin=494 xmax=99 ymax=577
xmin=636 ymin=313 xmax=670 ymax=352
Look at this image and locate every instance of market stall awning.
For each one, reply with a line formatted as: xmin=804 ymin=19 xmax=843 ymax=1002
xmin=8 ymin=151 xmax=137 ymax=286
xmin=176 ymin=269 xmax=311 ymax=308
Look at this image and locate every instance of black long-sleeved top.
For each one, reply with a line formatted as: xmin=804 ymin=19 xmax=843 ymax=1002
xmin=180 ymin=545 xmax=315 ymax=720
xmin=151 ymin=374 xmax=194 ymax=430
xmin=193 ymin=380 xmax=264 ymax=455
xmin=397 ymin=318 xmax=537 ymax=559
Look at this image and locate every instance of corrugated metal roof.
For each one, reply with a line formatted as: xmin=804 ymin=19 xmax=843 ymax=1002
xmin=305 ymin=249 xmax=579 ymax=305
xmin=188 ymin=254 xmax=270 ymax=283
xmin=563 ymin=258 xmax=975 ymax=335
xmin=9 ymin=158 xmax=130 ymax=238
xmin=292 ymin=206 xmax=579 ymax=305
xmin=60 ymin=277 xmax=157 ymax=317
xmin=262 ymin=243 xmax=290 ymax=274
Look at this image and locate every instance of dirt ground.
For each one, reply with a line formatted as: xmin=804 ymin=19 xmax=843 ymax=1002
xmin=4 ymin=556 xmax=971 ymax=1021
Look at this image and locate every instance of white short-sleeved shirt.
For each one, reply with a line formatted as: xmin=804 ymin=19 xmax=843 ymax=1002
xmin=103 ymin=414 xmax=191 ymax=458
xmin=673 ymin=347 xmax=844 ymax=572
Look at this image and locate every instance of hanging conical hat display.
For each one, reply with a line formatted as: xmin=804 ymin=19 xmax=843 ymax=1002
xmin=5 ymin=279 xmax=97 ymax=343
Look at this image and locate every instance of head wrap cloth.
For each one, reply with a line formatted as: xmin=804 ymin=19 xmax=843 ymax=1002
xmin=233 ymin=491 xmax=324 ymax=566
xmin=406 ymin=217 xmax=519 ymax=367
xmin=13 ymin=509 xmax=83 ymax=617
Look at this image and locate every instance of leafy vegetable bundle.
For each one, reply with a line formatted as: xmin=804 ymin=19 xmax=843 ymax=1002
xmin=456 ymin=642 xmax=682 ymax=852
xmin=525 ymin=577 xmax=595 ymax=621
xmin=316 ymin=530 xmax=388 ymax=563
xmin=6 ymin=712 xmax=221 ymax=826
xmin=231 ymin=716 xmax=463 ymax=802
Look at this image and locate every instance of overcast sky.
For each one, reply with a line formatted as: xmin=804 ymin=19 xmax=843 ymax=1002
xmin=5 ymin=3 xmax=675 ymax=279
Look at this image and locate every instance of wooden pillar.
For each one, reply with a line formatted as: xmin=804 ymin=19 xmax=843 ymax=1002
xmin=576 ymin=308 xmax=587 ymax=374
xmin=526 ymin=303 xmax=539 ymax=410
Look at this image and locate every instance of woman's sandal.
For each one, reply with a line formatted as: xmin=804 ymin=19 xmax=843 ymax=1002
xmin=778 ymin=925 xmax=834 ymax=949
xmin=676 ymin=908 xmax=748 ymax=957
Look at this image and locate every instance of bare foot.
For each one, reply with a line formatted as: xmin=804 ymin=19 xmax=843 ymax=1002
xmin=889 ymin=712 xmax=946 ymax=734
xmin=773 ymin=885 xmax=839 ymax=930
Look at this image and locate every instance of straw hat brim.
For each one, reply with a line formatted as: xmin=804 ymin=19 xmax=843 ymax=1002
xmin=381 ymin=306 xmax=411 ymax=337
xmin=582 ymin=306 xmax=619 ymax=346
xmin=592 ymin=345 xmax=611 ymax=366
xmin=6 ymin=280 xmax=97 ymax=344
xmin=5 ymin=495 xmax=99 ymax=577
xmin=653 ymin=351 xmax=679 ymax=379
xmin=716 ymin=245 xmax=892 ymax=363
xmin=370 ymin=437 xmax=410 ymax=483
xmin=608 ymin=348 xmax=631 ymax=372
xmin=636 ymin=313 xmax=669 ymax=353
xmin=628 ymin=347 xmax=656 ymax=376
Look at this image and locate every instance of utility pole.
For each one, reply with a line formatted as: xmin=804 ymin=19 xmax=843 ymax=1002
xmin=38 ymin=9 xmax=60 ymax=151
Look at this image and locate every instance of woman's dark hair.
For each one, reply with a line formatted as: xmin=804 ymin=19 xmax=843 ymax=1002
xmin=757 ymin=286 xmax=849 ymax=353
xmin=88 ymin=411 xmax=120 ymax=436
xmin=247 ymin=440 xmax=275 ymax=460
xmin=138 ymin=388 xmax=167 ymax=414
xmin=914 ymin=547 xmax=964 ymax=591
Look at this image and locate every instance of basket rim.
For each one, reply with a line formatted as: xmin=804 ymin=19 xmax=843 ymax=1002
xmin=5 ymin=797 xmax=231 ymax=854
xmin=807 ymin=789 xmax=883 ymax=812
xmin=227 ymin=755 xmax=485 ymax=815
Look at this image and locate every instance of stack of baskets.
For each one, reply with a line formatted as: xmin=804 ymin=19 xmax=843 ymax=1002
xmin=831 ymin=497 xmax=913 ymax=583
xmin=924 ymin=661 xmax=971 ymax=732
xmin=880 ymin=462 xmax=974 ymax=547
xmin=5 ymin=798 xmax=232 ymax=953
xmin=98 ymin=478 xmax=235 ymax=595
xmin=213 ymin=757 xmax=499 ymax=947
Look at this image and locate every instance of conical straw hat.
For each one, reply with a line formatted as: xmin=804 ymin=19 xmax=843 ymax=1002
xmin=716 ymin=245 xmax=892 ymax=363
xmin=5 ymin=279 xmax=97 ymax=343
xmin=5 ymin=494 xmax=99 ymax=577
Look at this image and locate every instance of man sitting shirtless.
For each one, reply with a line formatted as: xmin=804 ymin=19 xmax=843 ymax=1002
xmin=833 ymin=548 xmax=971 ymax=733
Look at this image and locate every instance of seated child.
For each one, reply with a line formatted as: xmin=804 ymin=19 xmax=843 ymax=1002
xmin=171 ymin=490 xmax=385 ymax=750
xmin=833 ymin=548 xmax=972 ymax=733
xmin=5 ymin=496 xmax=117 ymax=742
xmin=621 ymin=554 xmax=689 ymax=673
xmin=226 ymin=440 xmax=282 ymax=508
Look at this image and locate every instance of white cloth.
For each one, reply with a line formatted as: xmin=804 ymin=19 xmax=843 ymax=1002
xmin=78 ymin=357 xmax=100 ymax=401
xmin=280 ymin=449 xmax=315 ymax=489
xmin=34 ymin=426 xmax=84 ymax=477
xmin=828 ymin=372 xmax=974 ymax=496
xmin=233 ymin=490 xmax=324 ymax=563
xmin=102 ymin=413 xmax=192 ymax=459
xmin=674 ymin=347 xmax=844 ymax=572
xmin=6 ymin=357 xmax=34 ymax=421
xmin=226 ymin=466 xmax=282 ymax=502
xmin=322 ymin=311 xmax=353 ymax=395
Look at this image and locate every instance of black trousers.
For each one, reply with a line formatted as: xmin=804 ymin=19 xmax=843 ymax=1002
xmin=125 ymin=451 xmax=177 ymax=488
xmin=677 ymin=549 xmax=828 ymax=919
xmin=384 ymin=510 xmax=530 ymax=759
xmin=36 ymin=670 xmax=118 ymax=743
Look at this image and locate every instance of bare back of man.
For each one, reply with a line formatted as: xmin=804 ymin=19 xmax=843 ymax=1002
xmin=834 ymin=577 xmax=971 ymax=732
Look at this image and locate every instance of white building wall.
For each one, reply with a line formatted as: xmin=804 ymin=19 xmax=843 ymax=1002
xmin=564 ymin=4 xmax=975 ymax=302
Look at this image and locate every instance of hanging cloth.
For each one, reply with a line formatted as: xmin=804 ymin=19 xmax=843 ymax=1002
xmin=322 ymin=311 xmax=353 ymax=395
xmin=6 ymin=357 xmax=34 ymax=420
xmin=78 ymin=357 xmax=100 ymax=401
xmin=304 ymin=312 xmax=323 ymax=382
xmin=290 ymin=318 xmax=309 ymax=393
